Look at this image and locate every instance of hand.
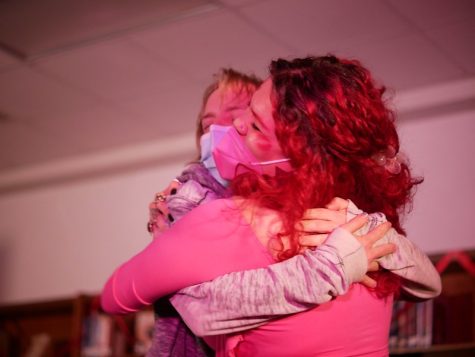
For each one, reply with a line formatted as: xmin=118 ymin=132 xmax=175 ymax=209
xmin=342 ymin=215 xmax=395 ymax=288
xmin=298 ymin=197 xmax=348 ymax=248
xmin=147 ymin=180 xmax=181 ymax=236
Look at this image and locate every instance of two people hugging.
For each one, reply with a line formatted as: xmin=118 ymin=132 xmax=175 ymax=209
xmin=102 ymin=56 xmax=441 ymax=357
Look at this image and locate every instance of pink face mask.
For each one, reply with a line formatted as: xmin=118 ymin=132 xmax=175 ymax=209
xmin=212 ymin=125 xmax=291 ymax=180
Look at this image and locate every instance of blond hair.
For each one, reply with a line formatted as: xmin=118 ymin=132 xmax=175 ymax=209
xmin=195 ymin=68 xmax=262 ymax=150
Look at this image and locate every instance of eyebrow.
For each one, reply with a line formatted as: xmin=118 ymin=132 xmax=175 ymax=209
xmin=200 ymin=112 xmax=216 ymax=120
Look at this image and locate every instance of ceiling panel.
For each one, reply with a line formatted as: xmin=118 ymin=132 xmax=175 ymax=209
xmin=386 ymin=0 xmax=474 ymax=29
xmin=337 ymin=33 xmax=464 ymax=90
xmin=130 ymin=8 xmax=291 ymax=83
xmin=424 ymin=19 xmax=475 ymax=74
xmin=239 ymin=0 xmax=411 ymax=56
xmin=118 ymin=80 xmax=204 ymax=138
xmin=0 ymin=50 xmax=20 ymax=71
xmin=0 ymin=0 xmax=217 ymax=58
xmin=34 ymin=38 xmax=191 ymax=102
xmin=0 ymin=65 xmax=101 ymax=121
xmin=218 ymin=0 xmax=262 ymax=7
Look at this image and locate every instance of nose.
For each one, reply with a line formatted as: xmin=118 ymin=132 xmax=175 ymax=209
xmin=233 ymin=115 xmax=248 ymax=135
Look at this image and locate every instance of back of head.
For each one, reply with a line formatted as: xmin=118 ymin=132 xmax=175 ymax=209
xmin=269 ymin=55 xmax=421 ymax=235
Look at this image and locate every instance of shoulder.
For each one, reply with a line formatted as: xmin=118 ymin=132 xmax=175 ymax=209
xmin=172 ymin=198 xmax=241 ymax=228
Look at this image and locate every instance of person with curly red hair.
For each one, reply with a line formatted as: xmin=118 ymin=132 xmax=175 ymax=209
xmin=230 ymin=55 xmax=421 ymax=291
xmin=102 ymin=56 xmax=441 ymax=356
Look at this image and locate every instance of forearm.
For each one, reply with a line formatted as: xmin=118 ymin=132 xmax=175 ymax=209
xmin=378 ymin=230 xmax=442 ymax=299
xmin=101 ymin=263 xmax=152 ymax=314
xmin=171 ymin=227 xmax=367 ymax=336
xmin=101 ymin=236 xmax=188 ymax=314
xmin=101 ymin=222 xmax=208 ymax=314
xmin=101 ymin=199 xmax=271 ymax=315
xmin=347 ymin=201 xmax=442 ymax=300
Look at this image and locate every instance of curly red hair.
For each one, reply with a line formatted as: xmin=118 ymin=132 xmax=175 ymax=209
xmin=232 ymin=55 xmax=422 ymax=296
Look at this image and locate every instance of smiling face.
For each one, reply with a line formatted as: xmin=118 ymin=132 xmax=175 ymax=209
xmin=233 ymin=79 xmax=291 ymax=174
xmin=200 ymin=84 xmax=250 ymax=134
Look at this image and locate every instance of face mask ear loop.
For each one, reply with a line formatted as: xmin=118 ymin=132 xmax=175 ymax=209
xmin=250 ymin=158 xmax=291 ymax=166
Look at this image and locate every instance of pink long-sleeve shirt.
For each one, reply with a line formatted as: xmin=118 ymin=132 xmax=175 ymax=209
xmin=220 ymin=285 xmax=392 ymax=357
xmin=101 ymin=198 xmax=393 ymax=356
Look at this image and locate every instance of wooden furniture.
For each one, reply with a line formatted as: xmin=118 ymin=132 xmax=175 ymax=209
xmin=0 ymin=296 xmax=85 ymax=356
xmin=0 ymin=295 xmax=137 ymax=357
xmin=389 ymin=250 xmax=475 ymax=356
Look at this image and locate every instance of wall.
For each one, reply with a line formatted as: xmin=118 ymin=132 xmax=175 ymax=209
xmin=0 ymin=159 xmax=185 ymax=304
xmin=399 ymin=107 xmax=475 ymax=254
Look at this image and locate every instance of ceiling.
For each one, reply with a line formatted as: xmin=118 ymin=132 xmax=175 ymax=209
xmin=0 ymin=0 xmax=473 ymax=182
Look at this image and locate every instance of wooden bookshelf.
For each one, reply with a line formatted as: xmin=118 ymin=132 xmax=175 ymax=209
xmin=391 ymin=342 xmax=475 ymax=356
xmin=390 ymin=250 xmax=475 ymax=356
xmin=0 ymin=294 xmax=138 ymax=357
xmin=0 ymin=296 xmax=85 ymax=357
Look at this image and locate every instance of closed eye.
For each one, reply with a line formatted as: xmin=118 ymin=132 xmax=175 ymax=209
xmin=201 ymin=117 xmax=213 ymax=132
xmin=251 ymin=122 xmax=261 ymax=132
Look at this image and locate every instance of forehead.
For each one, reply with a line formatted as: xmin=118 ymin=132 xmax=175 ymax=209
xmin=205 ymin=85 xmax=252 ymax=112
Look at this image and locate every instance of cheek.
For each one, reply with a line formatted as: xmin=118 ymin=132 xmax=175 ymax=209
xmin=255 ymin=138 xmax=273 ymax=151
xmin=247 ymin=135 xmax=279 ymax=159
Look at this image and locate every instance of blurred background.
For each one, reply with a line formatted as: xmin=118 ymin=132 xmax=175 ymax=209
xmin=0 ymin=0 xmax=473 ymax=305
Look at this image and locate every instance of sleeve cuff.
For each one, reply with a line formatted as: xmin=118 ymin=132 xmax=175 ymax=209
xmin=323 ymin=227 xmax=367 ymax=284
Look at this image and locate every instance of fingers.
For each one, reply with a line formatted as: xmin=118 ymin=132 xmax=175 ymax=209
xmin=367 ymin=261 xmax=380 ymax=272
xmin=153 ymin=215 xmax=171 ymax=235
xmin=146 ymin=180 xmax=181 ymax=235
xmin=300 ymin=208 xmax=346 ymax=233
xmin=340 ymin=214 xmax=369 ymax=233
xmin=299 ymin=219 xmax=340 ymax=234
xmin=302 ymin=208 xmax=343 ymax=221
xmin=155 ymin=199 xmax=170 ymax=219
xmin=367 ymin=243 xmax=396 ymax=262
xmin=148 ymin=201 xmax=172 ymax=235
xmin=325 ymin=197 xmax=349 ymax=211
xmin=299 ymin=234 xmax=327 ymax=247
xmin=162 ymin=180 xmax=181 ymax=196
xmin=360 ymin=275 xmax=377 ymax=289
xmin=361 ymin=221 xmax=392 ymax=246
xmin=148 ymin=198 xmax=170 ymax=219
